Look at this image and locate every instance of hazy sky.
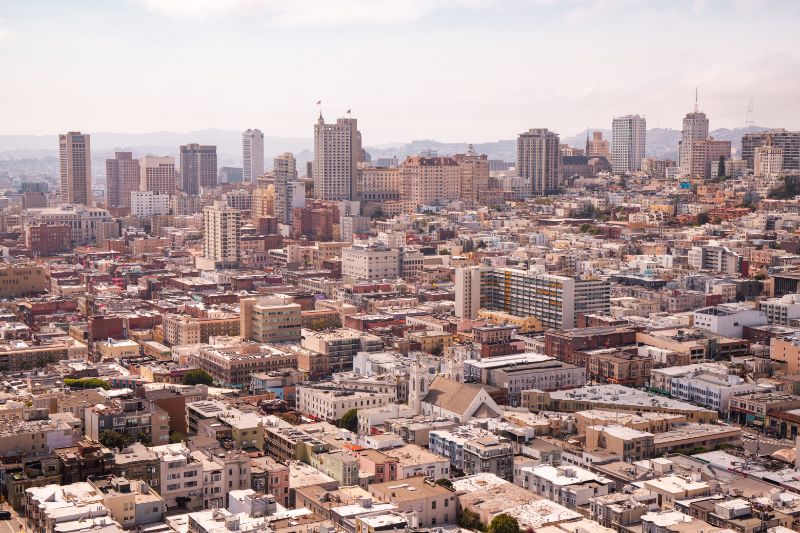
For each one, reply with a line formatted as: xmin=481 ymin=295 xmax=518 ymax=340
xmin=1 ymin=0 xmax=799 ymax=144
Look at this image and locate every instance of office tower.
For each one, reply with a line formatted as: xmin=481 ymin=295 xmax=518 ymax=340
xmin=140 ymin=156 xmax=177 ymax=194
xmin=180 ymin=144 xmax=217 ymax=195
xmin=754 ymin=136 xmax=784 ymax=177
xmin=469 ymin=266 xmax=611 ymax=329
xmin=454 ymin=147 xmax=490 ymax=207
xmin=242 ymin=129 xmax=264 ymax=183
xmin=313 ymin=115 xmax=362 ymax=201
xmin=742 ymin=129 xmax=800 ymax=170
xmin=202 ymin=202 xmax=241 ymax=268
xmin=690 ymin=139 xmax=731 ymax=180
xmin=611 ymin=115 xmax=646 ymax=173
xmin=105 ymin=152 xmax=140 ymax=211
xmin=678 ymin=110 xmax=709 ymax=175
xmin=586 ymin=131 xmax=609 ymax=158
xmin=274 ymin=152 xmax=298 ymax=225
xmin=400 ymin=156 xmax=462 ymax=207
xmin=59 ymin=131 xmax=92 ymax=205
xmin=516 ymin=128 xmax=561 ymax=196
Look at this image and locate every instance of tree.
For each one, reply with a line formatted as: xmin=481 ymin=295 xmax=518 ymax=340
xmin=338 ymin=408 xmax=358 ymax=432
xmin=462 ymin=239 xmax=474 ymax=253
xmin=435 ymin=478 xmax=453 ymax=490
xmin=99 ymin=430 xmax=134 ymax=451
xmin=169 ymin=431 xmax=184 ymax=444
xmin=458 ymin=509 xmax=484 ymax=531
xmin=137 ymin=432 xmax=152 ymax=447
xmin=439 ymin=248 xmax=451 ymax=256
xmin=696 ymin=213 xmax=710 ymax=226
xmin=487 ymin=514 xmax=520 ymax=533
xmin=717 ymin=156 xmax=726 ymax=181
xmin=64 ymin=377 xmax=110 ymax=390
xmin=476 ymin=240 xmax=487 ymax=249
xmin=182 ymin=369 xmax=214 ymax=386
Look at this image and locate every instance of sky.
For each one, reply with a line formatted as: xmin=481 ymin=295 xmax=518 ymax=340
xmin=1 ymin=0 xmax=799 ymax=144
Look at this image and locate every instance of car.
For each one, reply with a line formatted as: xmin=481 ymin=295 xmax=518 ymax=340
xmin=0 ymin=511 xmax=12 ymax=520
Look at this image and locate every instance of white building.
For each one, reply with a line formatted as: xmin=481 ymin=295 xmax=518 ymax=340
xmin=296 ymin=385 xmax=394 ymax=422
xmin=314 ymin=115 xmax=362 ymax=201
xmin=59 ymin=131 xmax=92 ymax=206
xmin=611 ymin=115 xmax=646 ymax=173
xmin=242 ymin=129 xmax=264 ymax=184
xmin=758 ymin=294 xmax=800 ymax=325
xmin=455 ymin=266 xmax=482 ymax=319
xmin=692 ymin=304 xmax=767 ymax=338
xmin=24 ymin=205 xmax=113 ymax=246
xmin=150 ymin=443 xmax=204 ymax=509
xmin=202 ymin=203 xmax=241 ymax=268
xmin=131 ymin=191 xmax=170 ymax=217
xmin=668 ymin=368 xmax=760 ymax=414
xmin=140 ymin=155 xmax=176 ymax=194
xmin=678 ymin=110 xmax=709 ymax=175
xmin=341 ymin=245 xmax=400 ymax=281
xmin=519 ymin=464 xmax=611 ymax=509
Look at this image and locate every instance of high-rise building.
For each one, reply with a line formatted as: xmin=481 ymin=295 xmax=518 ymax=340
xmin=273 ymin=152 xmax=298 ymax=225
xmin=586 ymin=131 xmax=610 ymax=158
xmin=180 ymin=144 xmax=217 ymax=195
xmin=140 ymin=156 xmax=177 ymax=194
xmin=400 ymin=156 xmax=462 ymax=207
xmin=105 ymin=152 xmax=140 ymax=211
xmin=242 ymin=129 xmax=264 ymax=183
xmin=516 ymin=128 xmax=561 ymax=196
xmin=754 ymin=136 xmax=784 ymax=177
xmin=59 ymin=131 xmax=92 ymax=206
xmin=313 ymin=115 xmax=362 ymax=201
xmin=611 ymin=115 xmax=646 ymax=174
xmin=453 ymin=148 xmax=490 ymax=207
xmin=454 ymin=266 xmax=611 ymax=330
xmin=690 ymin=139 xmax=731 ymax=180
xmin=742 ymin=129 xmax=800 ymax=170
xmin=202 ymin=202 xmax=241 ymax=268
xmin=678 ymin=110 xmax=709 ymax=175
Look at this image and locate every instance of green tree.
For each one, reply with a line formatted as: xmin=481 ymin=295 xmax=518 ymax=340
xmin=169 ymin=431 xmax=185 ymax=444
xmin=434 ymin=478 xmax=453 ymax=490
xmin=64 ymin=378 xmax=110 ymax=390
xmin=137 ymin=432 xmax=152 ymax=447
xmin=717 ymin=156 xmax=726 ymax=181
xmin=696 ymin=213 xmax=710 ymax=226
xmin=476 ymin=240 xmax=487 ymax=249
xmin=439 ymin=248 xmax=451 ymax=256
xmin=338 ymin=408 xmax=358 ymax=432
xmin=462 ymin=239 xmax=474 ymax=253
xmin=579 ymin=223 xmax=591 ymax=233
xmin=487 ymin=514 xmax=520 ymax=533
xmin=99 ymin=430 xmax=134 ymax=451
xmin=458 ymin=509 xmax=484 ymax=531
xmin=182 ymin=369 xmax=214 ymax=386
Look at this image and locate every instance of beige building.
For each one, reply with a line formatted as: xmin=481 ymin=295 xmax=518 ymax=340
xmin=678 ymin=110 xmax=709 ymax=175
xmin=187 ymin=342 xmax=298 ymax=389
xmin=140 ymin=155 xmax=176 ymax=194
xmin=95 ymin=339 xmax=140 ymax=361
xmin=240 ymin=295 xmax=301 ymax=343
xmin=585 ymin=424 xmax=655 ymax=461
xmin=106 ymin=152 xmax=140 ymax=211
xmin=754 ymin=138 xmax=784 ymax=177
xmin=162 ymin=313 xmax=240 ymax=347
xmin=314 ymin=116 xmax=362 ymax=201
xmin=0 ymin=264 xmax=48 ymax=297
xmin=517 ymin=128 xmax=561 ymax=195
xmin=342 ymin=245 xmax=401 ymax=281
xmin=274 ymin=152 xmax=298 ymax=225
xmin=251 ymin=186 xmax=275 ymax=218
xmin=368 ymin=476 xmax=456 ymax=527
xmin=643 ymin=475 xmax=709 ymax=510
xmin=297 ymin=385 xmax=394 ymax=422
xmin=202 ymin=202 xmax=241 ymax=268
xmin=586 ymin=131 xmax=610 ymax=157
xmin=151 ymin=443 xmax=204 ymax=509
xmin=401 ymin=156 xmax=461 ymax=207
xmin=454 ymin=151 xmax=490 ymax=207
xmin=359 ymin=166 xmax=401 ymax=203
xmin=771 ymin=337 xmax=800 ymax=373
xmin=690 ymin=139 xmax=731 ymax=179
xmin=59 ymin=131 xmax=92 ymax=206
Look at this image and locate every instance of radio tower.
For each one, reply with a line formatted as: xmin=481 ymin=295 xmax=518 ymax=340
xmin=746 ymin=99 xmax=755 ymax=127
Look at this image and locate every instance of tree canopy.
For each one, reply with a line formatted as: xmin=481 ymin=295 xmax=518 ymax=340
xmin=99 ymin=430 xmax=134 ymax=451
xmin=487 ymin=514 xmax=520 ymax=533
xmin=64 ymin=377 xmax=110 ymax=390
xmin=338 ymin=408 xmax=358 ymax=432
xmin=182 ymin=369 xmax=214 ymax=386
xmin=434 ymin=478 xmax=453 ymax=490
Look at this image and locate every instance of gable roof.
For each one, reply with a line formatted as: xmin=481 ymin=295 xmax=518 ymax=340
xmin=422 ymin=375 xmax=497 ymax=417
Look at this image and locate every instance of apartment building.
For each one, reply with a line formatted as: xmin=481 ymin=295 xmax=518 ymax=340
xmin=240 ymin=295 xmax=302 ymax=343
xmin=187 ymin=342 xmax=297 ymax=389
xmin=191 ymin=449 xmax=251 ymax=509
xmin=131 ymin=190 xmax=170 ymax=217
xmin=519 ymin=464 xmax=611 ymax=509
xmin=151 ymin=443 xmax=204 ymax=509
xmin=297 ymin=385 xmax=394 ymax=422
xmin=180 ymin=144 xmax=217 ymax=195
xmin=342 ymin=245 xmax=401 ymax=281
xmin=162 ymin=312 xmax=240 ymax=346
xmin=400 ymin=156 xmax=461 ymax=207
xmin=106 ymin=152 xmax=140 ymax=211
xmin=611 ymin=115 xmax=646 ymax=173
xmin=358 ymin=166 xmax=401 ymax=203
xmin=368 ymin=476 xmax=456 ymax=528
xmin=517 ymin=128 xmax=561 ymax=195
xmin=139 ymin=155 xmax=176 ymax=194
xmin=314 ymin=116 xmax=362 ymax=201
xmin=85 ymin=395 xmax=170 ymax=446
xmin=24 ymin=205 xmax=114 ymax=247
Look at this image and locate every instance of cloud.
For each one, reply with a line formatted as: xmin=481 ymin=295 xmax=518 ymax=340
xmin=133 ymin=0 xmax=501 ymax=27
xmin=0 ymin=18 xmax=13 ymax=42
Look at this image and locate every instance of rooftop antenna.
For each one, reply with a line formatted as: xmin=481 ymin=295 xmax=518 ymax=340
xmin=746 ymin=100 xmax=755 ymax=128
xmin=694 ymin=87 xmax=699 ymax=113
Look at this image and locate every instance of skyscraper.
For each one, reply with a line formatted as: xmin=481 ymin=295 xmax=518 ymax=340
xmin=273 ymin=152 xmax=298 ymax=225
xmin=678 ymin=109 xmax=709 ymax=175
xmin=242 ymin=129 xmax=264 ymax=183
xmin=203 ymin=202 xmax=241 ymax=268
xmin=313 ymin=115 xmax=362 ymax=201
xmin=611 ymin=115 xmax=646 ymax=174
xmin=516 ymin=128 xmax=561 ymax=196
xmin=180 ymin=144 xmax=217 ymax=195
xmin=140 ymin=156 xmax=177 ymax=194
xmin=59 ymin=131 xmax=92 ymax=206
xmin=106 ymin=152 xmax=140 ymax=211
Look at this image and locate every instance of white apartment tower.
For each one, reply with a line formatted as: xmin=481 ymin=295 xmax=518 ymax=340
xmin=611 ymin=115 xmax=647 ymax=174
xmin=455 ymin=266 xmax=483 ymax=319
xmin=203 ymin=203 xmax=242 ymax=268
xmin=140 ymin=156 xmax=177 ymax=194
xmin=313 ymin=115 xmax=363 ymax=201
xmin=274 ymin=152 xmax=298 ymax=225
xmin=242 ymin=129 xmax=265 ymax=183
xmin=678 ymin=109 xmax=710 ymax=175
xmin=516 ymin=128 xmax=561 ymax=196
xmin=59 ymin=131 xmax=92 ymax=206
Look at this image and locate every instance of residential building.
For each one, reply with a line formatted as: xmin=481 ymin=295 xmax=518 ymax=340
xmin=187 ymin=342 xmax=298 ymax=389
xmin=25 ymin=205 xmax=113 ymax=247
xmin=202 ymin=202 xmax=241 ymax=268
xmin=150 ymin=443 xmax=204 ymax=509
xmin=342 ymin=245 xmax=400 ymax=281
xmin=586 ymin=131 xmax=609 ymax=158
xmin=400 ymin=156 xmax=461 ymax=207
xmin=297 ymin=385 xmax=394 ymax=422
xmin=759 ymin=294 xmax=800 ymax=325
xmin=519 ymin=464 xmax=611 ymax=509
xmin=85 ymin=394 xmax=170 ymax=446
xmin=742 ymin=129 xmax=800 ymax=170
xmin=139 ymin=155 xmax=176 ymax=194
xmin=240 ymin=295 xmax=302 ymax=343
xmin=692 ymin=304 xmax=767 ymax=338
xmin=131 ymin=190 xmax=170 ymax=217
xmin=517 ymin=128 xmax=560 ymax=195
xmin=368 ymin=476 xmax=456 ymax=527
xmin=678 ymin=109 xmax=709 ymax=175
xmin=274 ymin=152 xmax=298 ymax=225
xmin=59 ymin=131 xmax=92 ymax=205
xmin=689 ymin=138 xmax=731 ymax=179
xmin=611 ymin=115 xmax=646 ymax=173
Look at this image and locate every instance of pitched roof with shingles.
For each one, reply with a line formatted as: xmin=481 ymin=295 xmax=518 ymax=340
xmin=422 ymin=376 xmax=497 ymax=417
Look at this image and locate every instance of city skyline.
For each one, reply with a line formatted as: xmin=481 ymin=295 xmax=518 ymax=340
xmin=2 ymin=0 xmax=800 ymax=143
